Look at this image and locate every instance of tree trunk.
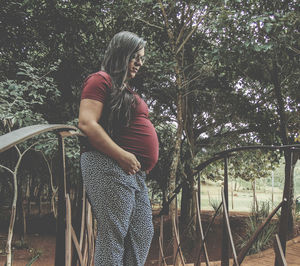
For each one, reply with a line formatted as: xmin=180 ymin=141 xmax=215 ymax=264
xmin=169 ymin=93 xmax=184 ymax=265
xmin=180 ymin=158 xmax=196 ymax=239
xmin=272 ymin=59 xmax=298 ymax=238
xmin=17 ymin=181 xmax=26 ymax=240
xmin=6 ymin=172 xmax=18 ymax=266
xmin=180 ymin=179 xmax=193 ymax=232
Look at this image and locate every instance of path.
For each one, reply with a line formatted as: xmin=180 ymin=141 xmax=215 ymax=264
xmin=199 ymin=235 xmax=300 ymax=265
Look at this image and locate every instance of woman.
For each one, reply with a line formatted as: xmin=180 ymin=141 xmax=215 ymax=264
xmin=78 ymin=31 xmax=159 ymax=266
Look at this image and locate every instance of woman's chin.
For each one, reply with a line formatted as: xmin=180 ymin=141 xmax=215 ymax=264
xmin=128 ymin=72 xmax=136 ymax=79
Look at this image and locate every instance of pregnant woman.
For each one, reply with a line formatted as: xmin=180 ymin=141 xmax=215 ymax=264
xmin=78 ymin=31 xmax=159 ymax=266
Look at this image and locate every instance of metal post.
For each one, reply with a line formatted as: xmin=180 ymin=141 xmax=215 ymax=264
xmin=198 ymin=173 xmax=201 ymax=211
xmin=272 ymin=171 xmax=274 ymax=208
xmin=275 ymin=149 xmax=293 ymax=265
xmin=221 ymin=156 xmax=229 ymax=266
xmin=55 ymin=134 xmax=67 ymax=266
xmin=159 ymin=215 xmax=164 ymax=266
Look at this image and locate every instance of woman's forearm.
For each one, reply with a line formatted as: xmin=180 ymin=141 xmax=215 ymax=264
xmin=79 ymin=120 xmax=125 ymax=160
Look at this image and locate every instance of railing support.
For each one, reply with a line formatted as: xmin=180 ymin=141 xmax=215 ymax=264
xmin=221 ymin=156 xmax=229 ymax=266
xmin=195 ymin=190 xmax=210 ymax=266
xmin=274 ymin=234 xmax=287 ymax=266
xmin=55 ymin=133 xmax=67 ymax=266
xmin=276 ymin=148 xmax=293 ymax=265
xmin=235 ymin=199 xmax=286 ymax=265
xmin=159 ymin=215 xmax=167 ymax=266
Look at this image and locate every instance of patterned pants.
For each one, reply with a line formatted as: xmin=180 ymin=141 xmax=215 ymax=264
xmin=81 ymin=151 xmax=154 ymax=266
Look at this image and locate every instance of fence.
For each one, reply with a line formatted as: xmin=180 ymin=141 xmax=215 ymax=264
xmin=0 ymin=124 xmax=299 ymax=265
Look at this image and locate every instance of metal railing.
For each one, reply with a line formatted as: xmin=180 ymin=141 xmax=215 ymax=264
xmin=1 ymin=125 xmax=299 ymax=265
xmin=158 ymin=144 xmax=300 ymax=265
xmin=0 ymin=124 xmax=95 ymax=266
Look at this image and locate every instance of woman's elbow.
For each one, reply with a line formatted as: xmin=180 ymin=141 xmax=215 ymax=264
xmin=78 ymin=120 xmax=89 ymax=133
xmin=78 ymin=119 xmax=98 ymax=134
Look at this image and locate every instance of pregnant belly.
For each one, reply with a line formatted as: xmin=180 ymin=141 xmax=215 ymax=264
xmin=116 ymin=118 xmax=159 ymax=171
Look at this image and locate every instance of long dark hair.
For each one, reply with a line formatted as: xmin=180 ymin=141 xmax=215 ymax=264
xmin=101 ymin=31 xmax=146 ymax=136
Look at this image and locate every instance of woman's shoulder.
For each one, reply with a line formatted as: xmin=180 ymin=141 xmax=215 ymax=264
xmin=87 ymin=71 xmax=112 ymax=86
xmin=81 ymin=71 xmax=112 ymax=102
xmin=95 ymin=71 xmax=112 ymax=83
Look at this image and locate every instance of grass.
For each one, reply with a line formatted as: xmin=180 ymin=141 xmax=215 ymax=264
xmin=198 ymin=181 xmax=283 ymax=212
xmin=26 ymin=249 xmax=42 ymax=266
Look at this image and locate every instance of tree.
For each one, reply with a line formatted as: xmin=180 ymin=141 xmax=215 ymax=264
xmin=208 ymin=0 xmax=300 ymax=237
xmin=0 ymin=61 xmax=61 ymax=265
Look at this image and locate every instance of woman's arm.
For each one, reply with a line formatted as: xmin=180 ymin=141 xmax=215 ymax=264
xmin=78 ymin=98 xmax=141 ymax=174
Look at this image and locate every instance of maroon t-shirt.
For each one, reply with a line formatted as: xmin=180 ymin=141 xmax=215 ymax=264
xmin=81 ymin=71 xmax=159 ymax=171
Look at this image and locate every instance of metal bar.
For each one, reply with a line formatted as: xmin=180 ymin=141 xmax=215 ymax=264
xmin=276 ymin=149 xmax=293 ymax=265
xmin=159 ymin=236 xmax=168 ymax=266
xmin=274 ymin=234 xmax=287 ymax=266
xmin=79 ymin=188 xmax=86 ymax=251
xmin=175 ymin=195 xmax=179 ymax=235
xmin=82 ymin=233 xmax=88 ymax=265
xmin=221 ymin=189 xmax=239 ymax=266
xmin=0 ymin=124 xmax=78 ymax=153
xmin=172 ymin=215 xmax=185 ymax=266
xmin=196 ymin=203 xmax=221 ymax=266
xmin=159 ymin=215 xmax=164 ymax=266
xmin=202 ymin=202 xmax=222 ymax=241
xmin=221 ymin=157 xmax=229 ymax=266
xmin=195 ymin=191 xmax=210 ymax=266
xmin=236 ymin=199 xmax=286 ymax=265
xmin=198 ymin=173 xmax=201 ymax=212
xmin=65 ymin=194 xmax=72 ymax=266
xmin=55 ymin=134 xmax=67 ymax=266
xmin=193 ymin=144 xmax=300 ymax=175
xmin=86 ymin=202 xmax=94 ymax=265
xmin=71 ymin=226 xmax=84 ymax=265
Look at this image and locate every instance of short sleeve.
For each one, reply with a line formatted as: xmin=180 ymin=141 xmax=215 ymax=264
xmin=81 ymin=72 xmax=112 ymax=103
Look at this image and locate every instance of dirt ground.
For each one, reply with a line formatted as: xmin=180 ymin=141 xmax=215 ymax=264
xmin=0 ymin=210 xmax=257 ymax=266
xmin=0 ymin=186 xmax=298 ymax=265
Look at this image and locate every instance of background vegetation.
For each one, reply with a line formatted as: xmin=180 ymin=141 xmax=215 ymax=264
xmin=0 ymin=0 xmax=299 ymax=262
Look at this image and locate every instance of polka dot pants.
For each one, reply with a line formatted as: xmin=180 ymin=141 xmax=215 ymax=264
xmin=81 ymin=151 xmax=154 ymax=266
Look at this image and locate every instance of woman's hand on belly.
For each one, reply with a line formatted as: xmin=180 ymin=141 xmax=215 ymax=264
xmin=79 ymin=99 xmax=140 ymax=175
xmin=116 ymin=150 xmax=141 ymax=175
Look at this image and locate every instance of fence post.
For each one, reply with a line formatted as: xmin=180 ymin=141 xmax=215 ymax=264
xmin=198 ymin=173 xmax=201 ymax=211
xmin=275 ymin=148 xmax=293 ymax=265
xmin=55 ymin=133 xmax=67 ymax=266
xmin=221 ymin=156 xmax=229 ymax=266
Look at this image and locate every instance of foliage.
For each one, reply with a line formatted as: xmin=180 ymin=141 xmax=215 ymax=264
xmin=0 ymin=61 xmax=61 ymax=132
xmin=237 ymin=201 xmax=278 ymax=255
xmin=0 ymin=1 xmax=299 ymax=258
xmin=208 ymin=197 xmax=222 ymax=216
xmin=26 ymin=248 xmax=42 ymax=266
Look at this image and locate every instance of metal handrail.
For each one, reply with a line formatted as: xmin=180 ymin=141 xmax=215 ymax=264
xmin=0 ymin=124 xmax=80 ymax=153
xmin=2 ymin=126 xmax=297 ymax=265
xmin=157 ymin=144 xmax=298 ymax=265
xmin=194 ymin=144 xmax=300 ymax=174
xmin=0 ymin=124 xmax=89 ymax=266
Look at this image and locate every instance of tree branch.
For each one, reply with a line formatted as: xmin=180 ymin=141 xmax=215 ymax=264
xmin=135 ymin=17 xmax=163 ymax=30
xmin=0 ymin=165 xmax=14 ymax=175
xmin=158 ymin=0 xmax=176 ymax=51
xmin=176 ymin=12 xmax=207 ymax=55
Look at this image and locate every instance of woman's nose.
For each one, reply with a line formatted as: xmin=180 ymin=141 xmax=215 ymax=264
xmin=134 ymin=60 xmax=142 ymax=66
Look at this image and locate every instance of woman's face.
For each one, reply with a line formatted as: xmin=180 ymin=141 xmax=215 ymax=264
xmin=127 ymin=48 xmax=145 ymax=79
